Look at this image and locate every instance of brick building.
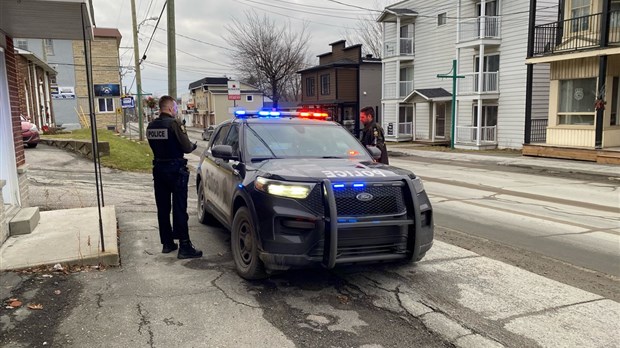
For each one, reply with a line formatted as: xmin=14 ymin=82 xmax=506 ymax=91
xmin=0 ymin=0 xmax=94 ymax=244
xmin=15 ymin=48 xmax=57 ymax=128
xmin=73 ymin=28 xmax=122 ymax=130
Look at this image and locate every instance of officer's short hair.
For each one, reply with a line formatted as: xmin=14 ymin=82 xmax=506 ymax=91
xmin=360 ymin=106 xmax=374 ymax=119
xmin=159 ymin=95 xmax=175 ymax=110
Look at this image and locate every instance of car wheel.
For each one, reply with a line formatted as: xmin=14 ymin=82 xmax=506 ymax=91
xmin=28 ymin=143 xmax=37 ymax=148
xmin=197 ymin=182 xmax=215 ymax=225
xmin=231 ymin=206 xmax=266 ymax=280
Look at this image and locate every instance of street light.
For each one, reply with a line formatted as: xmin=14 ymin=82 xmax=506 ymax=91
xmin=138 ymin=17 xmax=158 ymax=32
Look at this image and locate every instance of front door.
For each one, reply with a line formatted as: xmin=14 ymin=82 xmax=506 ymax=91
xmin=435 ymin=103 xmax=446 ymax=138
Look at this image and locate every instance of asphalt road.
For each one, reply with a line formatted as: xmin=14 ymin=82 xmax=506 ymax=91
xmin=1 ymin=143 xmax=617 ymax=348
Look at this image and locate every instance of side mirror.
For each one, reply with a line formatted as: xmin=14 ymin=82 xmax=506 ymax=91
xmin=367 ymin=146 xmax=382 ymax=161
xmin=212 ymin=145 xmax=238 ymax=161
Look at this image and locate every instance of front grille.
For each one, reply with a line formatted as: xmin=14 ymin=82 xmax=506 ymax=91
xmin=300 ymin=185 xmax=324 ymax=216
xmin=307 ymin=226 xmax=408 ymax=258
xmin=334 ymin=184 xmax=406 ymax=217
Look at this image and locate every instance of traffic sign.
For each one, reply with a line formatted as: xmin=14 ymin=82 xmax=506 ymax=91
xmin=227 ymin=81 xmax=241 ymax=101
xmin=121 ymin=96 xmax=135 ymax=109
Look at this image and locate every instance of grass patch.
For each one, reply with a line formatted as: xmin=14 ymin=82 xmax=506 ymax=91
xmin=43 ymin=129 xmax=153 ymax=172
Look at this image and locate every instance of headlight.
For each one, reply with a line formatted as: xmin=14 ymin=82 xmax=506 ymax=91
xmin=255 ymin=177 xmax=315 ymax=199
xmin=30 ymin=124 xmax=38 ymax=132
xmin=409 ymin=175 xmax=425 ymax=194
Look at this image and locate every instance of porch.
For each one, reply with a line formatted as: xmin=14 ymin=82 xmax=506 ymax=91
xmin=523 ymin=144 xmax=620 ymax=164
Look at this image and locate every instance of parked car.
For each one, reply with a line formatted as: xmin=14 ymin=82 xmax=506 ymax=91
xmin=202 ymin=125 xmax=214 ymax=141
xmin=196 ymin=110 xmax=434 ymax=279
xmin=21 ymin=116 xmax=40 ymax=148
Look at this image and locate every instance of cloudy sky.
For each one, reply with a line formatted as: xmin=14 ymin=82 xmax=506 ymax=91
xmin=91 ymin=0 xmax=394 ymax=98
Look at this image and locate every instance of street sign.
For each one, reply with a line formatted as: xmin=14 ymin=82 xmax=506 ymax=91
xmin=227 ymin=81 xmax=241 ymax=101
xmin=121 ymin=96 xmax=135 ymax=109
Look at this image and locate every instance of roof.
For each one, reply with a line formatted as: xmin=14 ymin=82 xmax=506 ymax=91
xmin=188 ymin=77 xmax=229 ymax=90
xmin=297 ymin=58 xmax=359 ymax=73
xmin=93 ymin=27 xmax=122 ymax=40
xmin=405 ymin=88 xmax=452 ymax=102
xmin=377 ymin=8 xmax=418 ymax=22
xmin=16 ymin=48 xmax=57 ymax=74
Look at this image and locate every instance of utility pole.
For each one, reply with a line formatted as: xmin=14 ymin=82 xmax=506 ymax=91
xmin=168 ymin=0 xmax=177 ymax=99
xmin=437 ymin=60 xmax=465 ymax=149
xmin=130 ymin=0 xmax=145 ymax=140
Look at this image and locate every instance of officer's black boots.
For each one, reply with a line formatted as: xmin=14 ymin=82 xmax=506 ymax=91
xmin=162 ymin=242 xmax=178 ymax=253
xmin=178 ymin=240 xmax=203 ymax=259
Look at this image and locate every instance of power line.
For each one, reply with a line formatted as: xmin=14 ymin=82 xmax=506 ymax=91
xmin=142 ymin=33 xmax=233 ymax=68
xmin=239 ymin=0 xmax=368 ymax=20
xmin=324 ymin=0 xmax=381 ymax=13
xmin=140 ymin=1 xmax=167 ymax=65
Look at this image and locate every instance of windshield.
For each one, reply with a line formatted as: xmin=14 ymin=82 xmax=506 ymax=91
xmin=245 ymin=123 xmax=371 ymax=161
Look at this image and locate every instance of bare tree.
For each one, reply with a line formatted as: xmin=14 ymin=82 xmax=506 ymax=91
xmin=343 ymin=0 xmax=391 ymax=58
xmin=227 ymin=11 xmax=310 ymax=108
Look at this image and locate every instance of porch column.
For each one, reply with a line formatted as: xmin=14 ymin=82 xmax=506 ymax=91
xmin=413 ymin=102 xmax=417 ymax=141
xmin=432 ymin=102 xmax=437 ymax=142
xmin=476 ymin=0 xmax=486 ymax=147
xmin=595 ymin=55 xmax=607 ymax=148
xmin=525 ymin=0 xmax=537 ymax=144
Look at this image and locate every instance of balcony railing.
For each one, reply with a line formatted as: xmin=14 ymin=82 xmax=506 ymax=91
xmin=399 ymin=81 xmax=413 ymax=97
xmin=533 ymin=11 xmax=620 ymax=56
xmin=456 ymin=125 xmax=497 ymax=144
xmin=459 ymin=72 xmax=499 ymax=95
xmin=459 ymin=16 xmax=501 ymax=43
xmin=384 ymin=38 xmax=415 ymax=57
xmin=398 ymin=122 xmax=413 ymax=135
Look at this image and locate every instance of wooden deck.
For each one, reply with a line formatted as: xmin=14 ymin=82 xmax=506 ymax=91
xmin=523 ymin=144 xmax=620 ymax=165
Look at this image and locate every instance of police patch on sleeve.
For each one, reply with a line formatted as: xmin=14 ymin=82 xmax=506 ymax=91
xmin=146 ymin=128 xmax=168 ymax=140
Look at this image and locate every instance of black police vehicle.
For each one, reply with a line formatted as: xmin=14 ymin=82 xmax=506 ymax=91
xmin=196 ymin=110 xmax=433 ymax=279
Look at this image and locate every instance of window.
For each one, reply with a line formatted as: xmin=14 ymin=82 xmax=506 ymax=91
xmin=558 ymin=78 xmax=596 ymax=125
xmin=224 ymin=125 xmax=240 ymax=157
xmin=211 ymin=124 xmax=231 ymax=147
xmin=246 ymin=95 xmax=253 ymax=102
xmin=611 ymin=0 xmax=620 ymax=27
xmin=571 ymin=0 xmax=590 ymax=32
xmin=44 ymin=39 xmax=54 ymax=56
xmin=97 ymin=97 xmax=114 ymax=113
xmin=320 ymin=74 xmax=330 ymax=95
xmin=473 ymin=105 xmax=498 ymax=127
xmin=16 ymin=40 xmax=28 ymax=51
xmin=474 ymin=55 xmax=500 ymax=92
xmin=438 ymin=13 xmax=447 ymax=26
xmin=306 ymin=77 xmax=315 ymax=96
xmin=476 ymin=0 xmax=497 ymax=16
xmin=399 ymin=24 xmax=414 ymax=55
xmin=50 ymin=75 xmax=57 ymax=84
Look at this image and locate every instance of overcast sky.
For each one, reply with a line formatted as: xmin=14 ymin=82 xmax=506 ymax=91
xmin=91 ymin=0 xmax=394 ymax=98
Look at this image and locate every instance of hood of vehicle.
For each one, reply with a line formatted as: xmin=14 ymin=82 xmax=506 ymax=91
xmin=255 ymin=158 xmax=414 ymax=182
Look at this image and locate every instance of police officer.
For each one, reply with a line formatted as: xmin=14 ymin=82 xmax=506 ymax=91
xmin=147 ymin=95 xmax=202 ymax=259
xmin=360 ymin=106 xmax=389 ymax=164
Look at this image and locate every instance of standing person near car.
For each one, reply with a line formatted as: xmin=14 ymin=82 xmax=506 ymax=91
xmin=360 ymin=106 xmax=389 ymax=164
xmin=146 ymin=95 xmax=202 ymax=259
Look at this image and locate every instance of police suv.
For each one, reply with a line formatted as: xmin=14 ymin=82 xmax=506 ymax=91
xmin=196 ymin=110 xmax=433 ymax=279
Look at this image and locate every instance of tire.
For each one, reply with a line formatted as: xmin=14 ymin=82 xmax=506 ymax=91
xmin=231 ymin=207 xmax=266 ymax=280
xmin=197 ymin=181 xmax=215 ymax=225
xmin=28 ymin=143 xmax=38 ymax=148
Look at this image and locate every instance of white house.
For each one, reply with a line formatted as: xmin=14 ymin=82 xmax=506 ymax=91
xmin=379 ymin=0 xmax=556 ymax=149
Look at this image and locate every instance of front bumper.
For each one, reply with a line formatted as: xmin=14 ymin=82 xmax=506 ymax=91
xmin=252 ymin=177 xmax=434 ymax=271
xmin=23 ymin=131 xmax=40 ymax=145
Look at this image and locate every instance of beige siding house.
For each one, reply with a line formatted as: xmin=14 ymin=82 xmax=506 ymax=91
xmin=526 ymin=0 xmax=620 ymax=163
xmin=188 ymin=77 xmax=263 ymax=128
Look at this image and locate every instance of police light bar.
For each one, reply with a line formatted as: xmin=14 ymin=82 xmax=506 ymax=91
xmin=234 ymin=109 xmax=329 ymax=119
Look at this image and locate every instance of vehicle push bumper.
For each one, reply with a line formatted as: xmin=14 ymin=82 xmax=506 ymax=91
xmin=258 ymin=177 xmax=433 ymax=270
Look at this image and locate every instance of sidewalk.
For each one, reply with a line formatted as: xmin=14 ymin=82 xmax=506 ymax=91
xmin=387 ymin=143 xmax=620 ymax=179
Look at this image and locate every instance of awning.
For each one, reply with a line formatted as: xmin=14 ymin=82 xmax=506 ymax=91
xmin=16 ymin=48 xmax=57 ymax=74
xmin=404 ymin=88 xmax=452 ymax=102
xmin=0 ymin=0 xmax=93 ymax=40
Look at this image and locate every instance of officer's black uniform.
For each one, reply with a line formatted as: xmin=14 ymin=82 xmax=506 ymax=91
xmin=361 ymin=120 xmax=389 ymax=165
xmin=147 ymin=112 xmax=199 ymax=257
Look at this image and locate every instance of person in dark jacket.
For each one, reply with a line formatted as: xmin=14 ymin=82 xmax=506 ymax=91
xmin=359 ymin=106 xmax=389 ymax=164
xmin=146 ymin=95 xmax=202 ymax=259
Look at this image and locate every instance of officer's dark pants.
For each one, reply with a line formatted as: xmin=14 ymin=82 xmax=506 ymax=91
xmin=153 ymin=160 xmax=190 ymax=244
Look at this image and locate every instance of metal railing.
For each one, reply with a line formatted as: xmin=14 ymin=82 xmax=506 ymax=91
xmin=384 ymin=38 xmax=415 ymax=57
xmin=459 ymin=16 xmax=501 ymax=43
xmin=459 ymin=72 xmax=499 ymax=95
xmin=384 ymin=82 xmax=397 ymax=99
xmin=398 ymin=122 xmax=413 ymax=135
xmin=456 ymin=125 xmax=497 ymax=144
xmin=399 ymin=81 xmax=413 ymax=97
xmin=533 ymin=11 xmax=620 ymax=56
xmin=530 ymin=118 xmax=548 ymax=143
